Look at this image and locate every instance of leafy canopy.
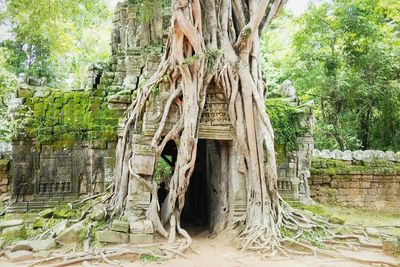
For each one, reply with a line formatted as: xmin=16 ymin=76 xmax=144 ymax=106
xmin=263 ymin=0 xmax=400 ymax=151
xmin=1 ymin=0 xmax=112 ymax=87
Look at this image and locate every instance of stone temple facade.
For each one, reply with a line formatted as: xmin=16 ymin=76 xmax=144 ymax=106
xmin=8 ymin=0 xmax=313 ymax=218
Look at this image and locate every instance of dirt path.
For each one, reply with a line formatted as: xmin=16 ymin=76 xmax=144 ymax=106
xmin=1 ymin=228 xmax=398 ymax=267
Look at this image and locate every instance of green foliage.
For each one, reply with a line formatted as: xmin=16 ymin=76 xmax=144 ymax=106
xmin=140 ymin=254 xmax=160 ymax=262
xmin=150 ymin=85 xmax=160 ymax=95
xmin=205 ymin=48 xmax=222 ymax=69
xmin=1 ymin=0 xmax=112 ymax=87
xmin=266 ymin=98 xmax=307 ymax=151
xmin=154 ymin=157 xmax=173 ymax=183
xmin=0 ymin=47 xmax=18 ymax=142
xmin=263 ymin=0 xmax=400 ymax=151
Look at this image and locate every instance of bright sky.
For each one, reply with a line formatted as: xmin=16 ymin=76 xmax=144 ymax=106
xmin=286 ymin=0 xmax=325 ymax=16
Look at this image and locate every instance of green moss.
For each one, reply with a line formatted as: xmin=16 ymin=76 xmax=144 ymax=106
xmin=13 ymin=87 xmax=123 ymax=149
xmin=287 ymin=201 xmax=332 ymax=217
xmin=2 ymin=225 xmax=27 ymax=240
xmin=141 ymin=255 xmax=160 ymax=263
xmin=53 ymin=206 xmax=74 ymax=219
xmin=311 ymin=157 xmax=400 ymax=175
xmin=32 ymin=218 xmax=47 ymax=229
xmin=0 ymin=159 xmax=9 ymax=169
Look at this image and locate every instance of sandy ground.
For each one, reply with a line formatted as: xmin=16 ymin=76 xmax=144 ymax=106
xmin=0 ymin=229 xmax=398 ymax=267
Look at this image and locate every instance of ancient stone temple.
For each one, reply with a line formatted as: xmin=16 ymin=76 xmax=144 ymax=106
xmin=273 ymin=81 xmax=315 ymax=203
xmin=8 ymin=0 xmax=313 ymax=226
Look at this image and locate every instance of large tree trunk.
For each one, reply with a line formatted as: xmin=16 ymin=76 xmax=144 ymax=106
xmin=110 ymin=0 xmax=291 ymax=255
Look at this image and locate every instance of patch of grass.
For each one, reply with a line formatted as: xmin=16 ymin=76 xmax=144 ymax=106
xmin=289 ymin=202 xmax=400 ymax=236
xmin=287 ymin=202 xmax=332 ymax=217
xmin=140 ymin=254 xmax=160 ymax=263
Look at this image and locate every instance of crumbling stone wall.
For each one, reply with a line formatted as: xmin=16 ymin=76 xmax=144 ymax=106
xmin=0 ymin=142 xmax=11 ymax=200
xmin=9 ymin=82 xmax=124 ymax=205
xmin=270 ymin=81 xmax=314 ymax=203
xmin=7 ymin=1 xmax=169 ymax=209
xmin=310 ymin=152 xmax=400 ymax=210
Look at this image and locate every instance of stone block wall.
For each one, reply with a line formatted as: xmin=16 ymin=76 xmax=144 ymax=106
xmin=0 ymin=158 xmax=11 ymax=198
xmin=0 ymin=142 xmax=11 ymax=200
xmin=270 ymin=82 xmax=315 ymax=203
xmin=9 ymin=77 xmax=125 ymax=204
xmin=310 ymin=154 xmax=400 ymax=210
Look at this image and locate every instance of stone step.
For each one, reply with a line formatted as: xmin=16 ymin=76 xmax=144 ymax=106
xmin=7 ymin=199 xmax=76 ymax=213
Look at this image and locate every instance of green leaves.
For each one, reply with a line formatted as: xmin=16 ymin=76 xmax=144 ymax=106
xmin=262 ymin=0 xmax=400 ymax=150
xmin=266 ymin=98 xmax=307 ymax=151
xmin=2 ymin=0 xmax=111 ymax=87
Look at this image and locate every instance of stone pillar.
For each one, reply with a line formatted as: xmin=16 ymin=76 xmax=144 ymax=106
xmin=227 ymin=142 xmax=247 ymax=225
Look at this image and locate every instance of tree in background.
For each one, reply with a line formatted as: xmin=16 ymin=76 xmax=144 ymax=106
xmin=263 ymin=0 xmax=400 ymax=151
xmin=0 ymin=47 xmax=17 ymax=142
xmin=1 ymin=0 xmax=111 ymax=88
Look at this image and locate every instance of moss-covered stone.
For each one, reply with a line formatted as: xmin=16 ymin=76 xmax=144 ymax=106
xmin=2 ymin=225 xmax=27 ymax=239
xmin=53 ymin=207 xmax=73 ymax=219
xmin=55 ymin=221 xmax=88 ymax=246
xmin=311 ymin=158 xmax=400 ymax=176
xmin=39 ymin=208 xmax=54 ymax=219
xmin=32 ymin=218 xmax=47 ymax=229
xmin=13 ymin=87 xmax=124 ymax=149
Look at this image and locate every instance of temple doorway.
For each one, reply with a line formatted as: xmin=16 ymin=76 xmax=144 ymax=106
xmin=159 ymin=139 xmax=230 ymax=233
xmin=181 ymin=139 xmax=209 ymax=229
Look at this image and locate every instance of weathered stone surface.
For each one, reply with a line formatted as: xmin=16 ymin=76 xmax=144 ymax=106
xmin=320 ymin=149 xmax=333 ymax=159
xmin=385 ymin=151 xmax=396 ymax=161
xmin=6 ymin=250 xmax=34 ymax=263
xmin=53 ymin=220 xmax=68 ymax=236
xmin=143 ymin=220 xmax=154 ymax=234
xmin=10 ymin=241 xmax=31 ymax=252
xmin=112 ymin=220 xmax=130 ymax=233
xmin=89 ymin=204 xmax=106 ymax=221
xmin=302 ymin=210 xmax=314 ymax=218
xmin=395 ymin=152 xmax=400 ymax=162
xmin=12 ymin=239 xmax=56 ymax=252
xmin=96 ymin=231 xmax=129 ymax=244
xmin=328 ymin=216 xmax=345 ymax=225
xmin=130 ymin=221 xmax=144 ymax=234
xmin=53 ymin=207 xmax=73 ymax=219
xmin=310 ymin=151 xmax=400 ymax=209
xmin=39 ymin=208 xmax=54 ymax=218
xmin=33 ymin=88 xmax=50 ymax=98
xmin=2 ymin=225 xmax=27 ymax=238
xmin=0 ymin=219 xmax=24 ymax=231
xmin=35 ymin=251 xmax=51 ymax=259
xmin=31 ymin=239 xmax=56 ymax=252
xmin=332 ymin=150 xmax=343 ymax=160
xmin=352 ymin=150 xmax=364 ymax=161
xmin=342 ymin=150 xmax=353 ymax=161
xmin=365 ymin=227 xmax=380 ymax=237
xmin=55 ymin=221 xmax=86 ymax=245
xmin=374 ymin=150 xmax=386 ymax=158
xmin=313 ymin=149 xmax=321 ymax=158
xmin=364 ymin=150 xmax=375 ymax=160
xmin=129 ymin=234 xmax=154 ymax=244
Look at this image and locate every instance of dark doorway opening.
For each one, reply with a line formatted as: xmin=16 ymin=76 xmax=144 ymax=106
xmin=181 ymin=139 xmax=209 ymax=229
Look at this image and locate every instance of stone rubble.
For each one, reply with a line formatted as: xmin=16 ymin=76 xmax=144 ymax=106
xmin=6 ymin=250 xmax=34 ymax=263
